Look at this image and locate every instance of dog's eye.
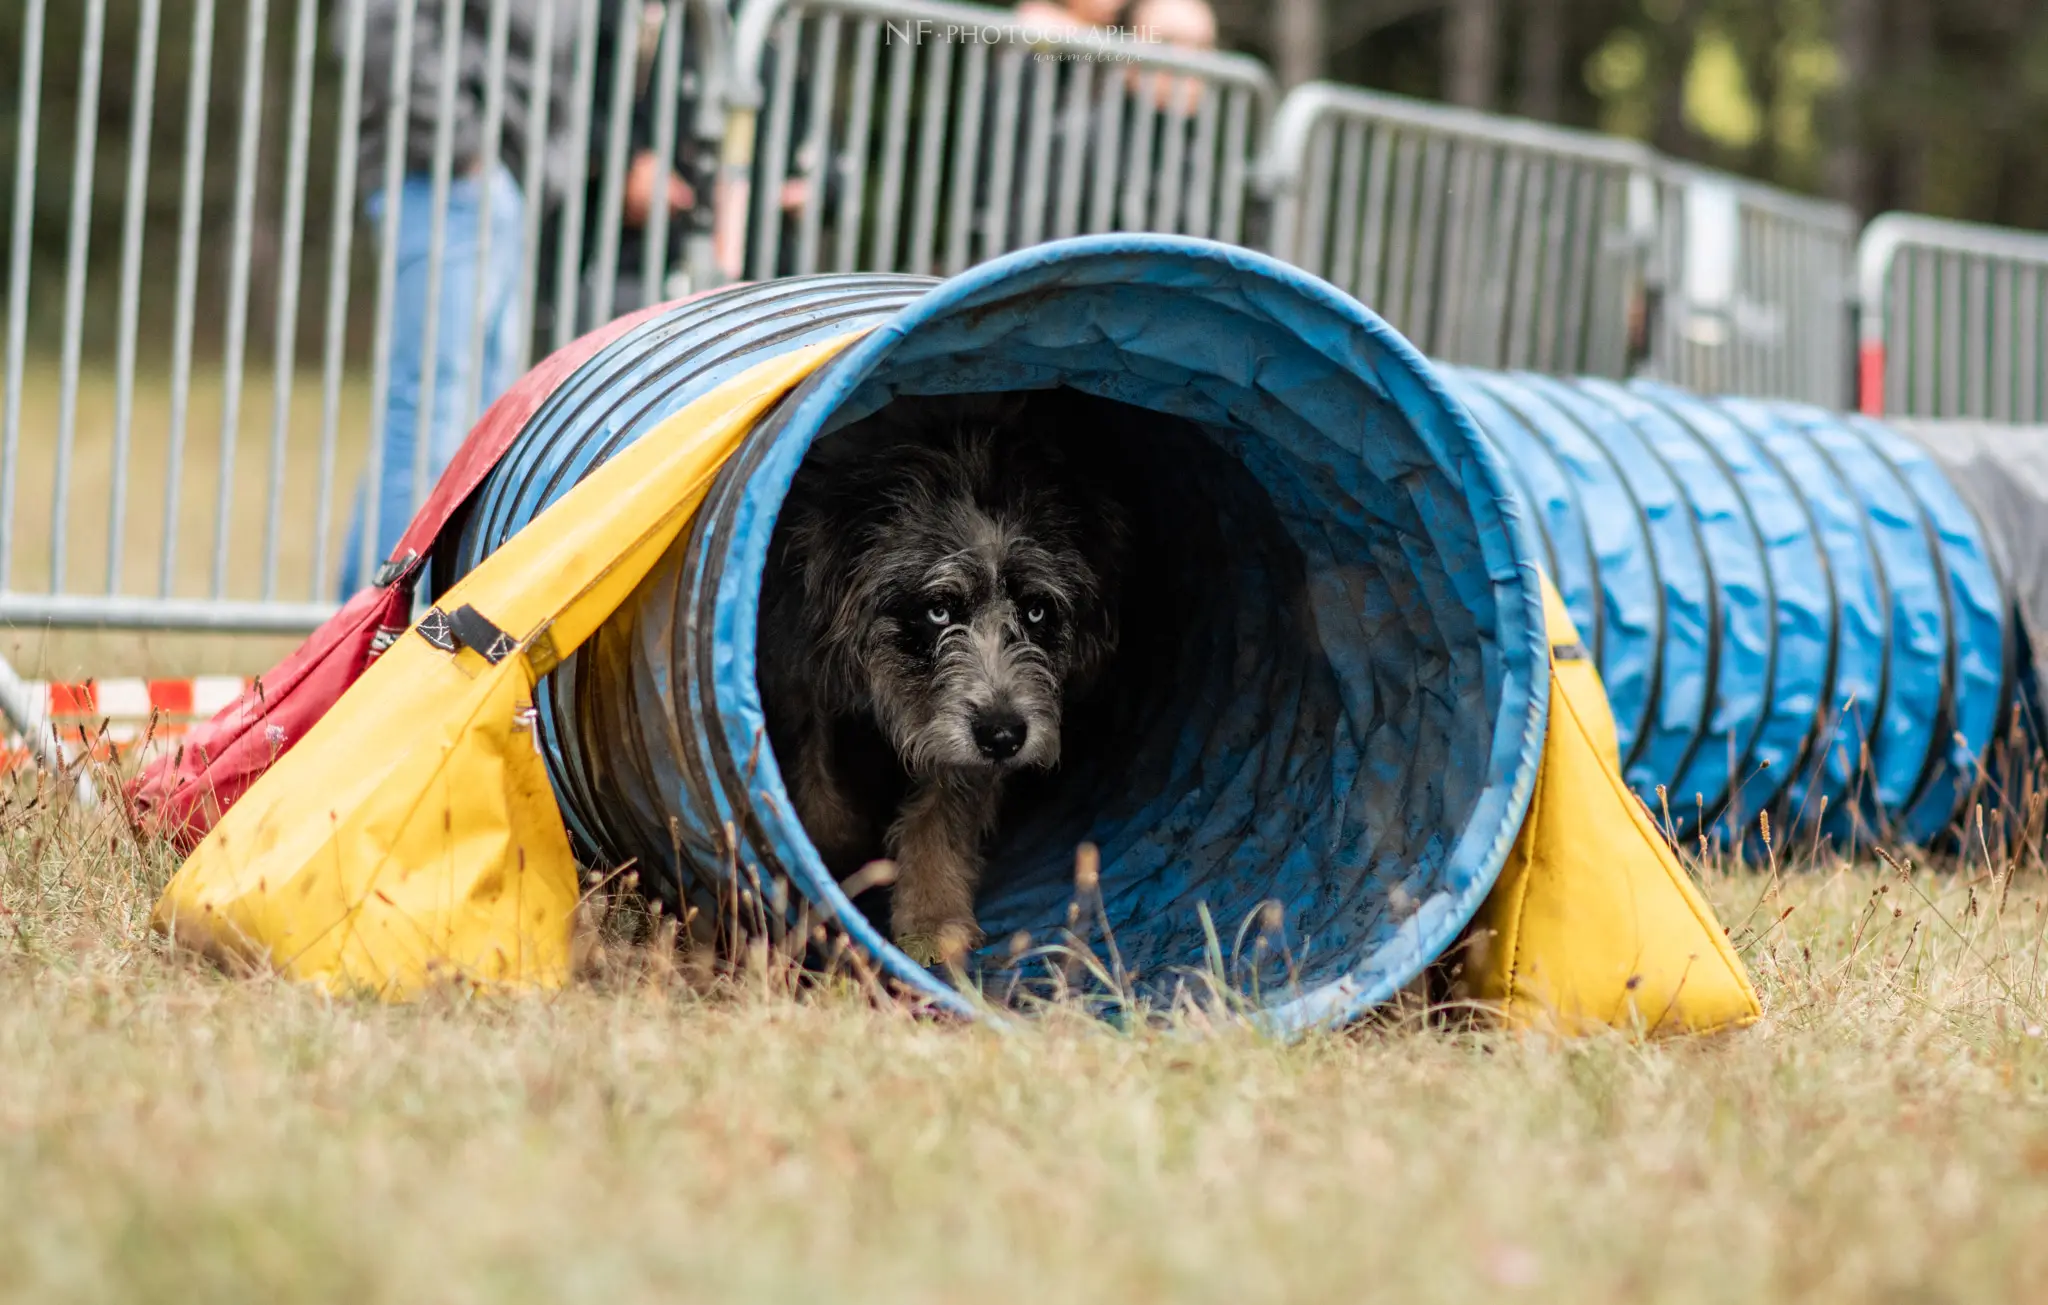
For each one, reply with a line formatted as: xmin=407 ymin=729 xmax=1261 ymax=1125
xmin=1025 ymin=604 xmax=1047 ymax=625
xmin=926 ymin=606 xmax=951 ymax=627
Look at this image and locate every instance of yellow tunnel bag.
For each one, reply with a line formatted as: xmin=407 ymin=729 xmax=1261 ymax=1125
xmin=1454 ymin=577 xmax=1763 ymax=1036
xmin=151 ymin=337 xmax=866 ymax=999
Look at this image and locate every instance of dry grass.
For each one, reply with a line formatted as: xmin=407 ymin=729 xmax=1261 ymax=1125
xmin=6 ymin=783 xmax=2048 ymax=1304
xmin=5 ymin=364 xmax=2047 ymax=1297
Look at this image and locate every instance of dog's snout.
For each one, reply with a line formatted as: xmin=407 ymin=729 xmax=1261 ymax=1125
xmin=971 ymin=711 xmax=1028 ymax=762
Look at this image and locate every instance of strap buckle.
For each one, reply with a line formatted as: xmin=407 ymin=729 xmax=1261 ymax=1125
xmin=373 ymin=549 xmax=421 ymax=589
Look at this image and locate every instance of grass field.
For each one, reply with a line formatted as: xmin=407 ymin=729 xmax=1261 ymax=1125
xmin=7 ymin=369 xmax=2048 ymax=1301
xmin=7 ymin=782 xmax=2048 ymax=1304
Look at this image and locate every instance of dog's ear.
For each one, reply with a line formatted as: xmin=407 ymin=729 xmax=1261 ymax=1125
xmin=774 ymin=443 xmax=890 ymax=703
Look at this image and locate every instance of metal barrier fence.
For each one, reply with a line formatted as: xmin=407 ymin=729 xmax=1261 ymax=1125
xmin=1644 ymin=165 xmax=1856 ymax=408
xmin=0 ymin=0 xmax=2039 ymax=639
xmin=0 ymin=0 xmax=729 ymax=632
xmin=1259 ymin=82 xmax=1656 ymax=379
xmin=1857 ymin=213 xmax=2048 ymax=422
xmin=714 ymin=0 xmax=1275 ymax=281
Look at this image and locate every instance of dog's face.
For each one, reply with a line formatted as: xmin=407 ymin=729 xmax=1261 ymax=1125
xmin=785 ymin=408 xmax=1125 ymax=778
xmin=859 ymin=492 xmax=1090 ymax=774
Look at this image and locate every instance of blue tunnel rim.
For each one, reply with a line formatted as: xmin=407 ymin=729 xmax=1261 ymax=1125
xmin=692 ymin=233 xmax=1553 ymax=1034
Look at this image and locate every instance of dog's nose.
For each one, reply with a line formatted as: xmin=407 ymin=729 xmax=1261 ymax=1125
xmin=972 ymin=712 xmax=1028 ymax=762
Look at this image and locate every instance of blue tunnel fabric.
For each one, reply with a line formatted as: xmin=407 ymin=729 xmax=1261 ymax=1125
xmin=1445 ymin=376 xmax=2020 ymax=851
xmin=1440 ymin=376 xmax=1601 ymax=658
xmin=1444 ymin=371 xmax=1715 ymax=805
xmin=1582 ymin=376 xmax=1772 ymax=827
xmin=1440 ymin=372 xmax=1659 ymax=763
xmin=1628 ymin=384 xmax=1831 ymax=833
xmin=1523 ymin=376 xmax=1715 ymax=804
xmin=442 ymin=236 xmax=1551 ymax=1031
xmin=1845 ymin=414 xmax=2012 ymax=842
xmin=1784 ymin=405 xmax=1953 ymax=837
xmin=1715 ymin=399 xmax=1893 ymax=839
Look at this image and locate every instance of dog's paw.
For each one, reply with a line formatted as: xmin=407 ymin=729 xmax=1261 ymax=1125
xmin=895 ymin=922 xmax=982 ymax=969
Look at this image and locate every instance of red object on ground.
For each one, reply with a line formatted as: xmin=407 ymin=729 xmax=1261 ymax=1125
xmin=127 ymin=297 xmax=700 ymax=851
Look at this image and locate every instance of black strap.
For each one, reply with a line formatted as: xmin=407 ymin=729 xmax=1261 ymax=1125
xmin=416 ymin=604 xmax=517 ymax=665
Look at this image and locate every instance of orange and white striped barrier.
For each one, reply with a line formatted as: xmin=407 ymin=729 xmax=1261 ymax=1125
xmin=2 ymin=676 xmax=250 ymax=770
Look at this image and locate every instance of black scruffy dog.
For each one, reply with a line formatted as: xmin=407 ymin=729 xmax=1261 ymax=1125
xmin=757 ymin=392 xmax=1128 ymax=966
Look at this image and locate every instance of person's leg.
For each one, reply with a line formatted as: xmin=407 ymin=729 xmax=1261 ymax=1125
xmin=340 ymin=175 xmax=436 ymax=597
xmin=413 ymin=174 xmax=486 ymax=516
xmin=421 ymin=164 xmax=531 ymax=486
xmin=474 ymin=164 xmax=530 ymax=435
xmin=342 ymin=166 xmax=529 ymax=599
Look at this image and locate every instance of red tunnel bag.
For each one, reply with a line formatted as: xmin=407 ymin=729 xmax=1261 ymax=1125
xmin=127 ymin=299 xmax=694 ymax=851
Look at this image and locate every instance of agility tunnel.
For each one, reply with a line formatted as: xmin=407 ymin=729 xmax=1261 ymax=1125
xmin=148 ymin=232 xmax=2039 ymax=1031
xmin=1444 ymin=371 xmax=2039 ymax=853
xmin=410 ymin=236 xmax=1552 ymax=1030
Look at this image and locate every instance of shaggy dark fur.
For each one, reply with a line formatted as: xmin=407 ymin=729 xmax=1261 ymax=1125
xmin=757 ymin=392 xmax=1128 ymax=965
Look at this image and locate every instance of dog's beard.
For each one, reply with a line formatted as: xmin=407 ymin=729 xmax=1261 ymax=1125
xmin=866 ymin=604 xmax=1064 ymax=776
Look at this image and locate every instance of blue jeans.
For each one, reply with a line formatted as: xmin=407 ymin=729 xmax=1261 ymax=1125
xmin=341 ymin=164 xmax=526 ymax=597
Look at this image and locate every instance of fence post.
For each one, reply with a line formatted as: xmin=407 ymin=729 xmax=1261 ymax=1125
xmin=716 ymin=0 xmax=786 ymax=284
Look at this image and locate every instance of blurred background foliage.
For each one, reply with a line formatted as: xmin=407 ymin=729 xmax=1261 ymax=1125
xmin=1245 ymin=0 xmax=2048 ymax=227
